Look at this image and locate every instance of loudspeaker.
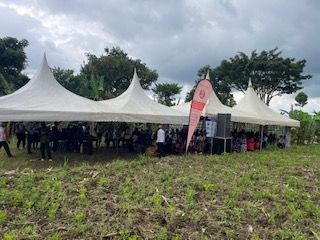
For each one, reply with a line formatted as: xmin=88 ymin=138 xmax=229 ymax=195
xmin=212 ymin=137 xmax=232 ymax=154
xmin=216 ymin=113 xmax=231 ymax=137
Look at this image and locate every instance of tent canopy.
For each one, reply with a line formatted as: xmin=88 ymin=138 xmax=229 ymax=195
xmin=0 ymin=56 xmax=188 ymax=124
xmin=233 ymin=80 xmax=300 ymax=127
xmin=173 ymin=72 xmax=261 ymax=125
xmin=0 ymin=55 xmax=117 ymax=122
xmin=172 ymin=91 xmax=262 ymax=124
xmin=99 ymin=69 xmax=188 ymax=124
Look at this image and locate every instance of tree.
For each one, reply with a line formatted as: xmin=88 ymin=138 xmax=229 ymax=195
xmin=0 ymin=37 xmax=30 ymax=95
xmin=295 ymin=91 xmax=308 ymax=107
xmin=152 ymin=83 xmax=182 ymax=106
xmin=52 ymin=67 xmax=87 ymax=96
xmin=185 ymin=65 xmax=236 ymax=106
xmin=214 ymin=48 xmax=311 ymax=105
xmin=290 ymin=110 xmax=319 ymax=144
xmin=80 ymin=47 xmax=158 ymax=99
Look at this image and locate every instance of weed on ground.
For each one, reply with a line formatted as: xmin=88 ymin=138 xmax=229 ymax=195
xmin=0 ymin=145 xmax=320 ymax=239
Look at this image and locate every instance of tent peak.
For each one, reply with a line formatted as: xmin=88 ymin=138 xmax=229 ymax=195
xmin=133 ymin=67 xmax=138 ymax=79
xmin=248 ymin=78 xmax=253 ymax=88
xmin=132 ymin=67 xmax=140 ymax=84
xmin=205 ymin=70 xmax=210 ymax=80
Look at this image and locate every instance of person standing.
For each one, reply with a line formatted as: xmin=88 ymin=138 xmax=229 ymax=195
xmin=15 ymin=122 xmax=26 ymax=149
xmin=0 ymin=122 xmax=13 ymax=157
xmin=156 ymin=125 xmax=165 ymax=158
xmin=51 ymin=122 xmax=59 ymax=152
xmin=25 ymin=122 xmax=36 ymax=154
xmin=39 ymin=122 xmax=52 ymax=161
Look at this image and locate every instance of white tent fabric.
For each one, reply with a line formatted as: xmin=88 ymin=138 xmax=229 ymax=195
xmin=99 ymin=69 xmax=189 ymax=124
xmin=173 ymin=70 xmax=260 ymax=124
xmin=233 ymin=80 xmax=300 ymax=127
xmin=172 ymin=90 xmax=262 ymax=124
xmin=0 ymin=54 xmax=117 ymax=122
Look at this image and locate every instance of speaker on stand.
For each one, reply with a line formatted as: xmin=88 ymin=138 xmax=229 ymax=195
xmin=212 ymin=113 xmax=232 ymax=154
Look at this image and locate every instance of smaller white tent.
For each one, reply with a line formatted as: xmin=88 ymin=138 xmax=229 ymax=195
xmin=173 ymin=72 xmax=260 ymax=124
xmin=99 ymin=69 xmax=189 ymax=124
xmin=233 ymin=80 xmax=300 ymax=127
xmin=0 ymin=54 xmax=116 ymax=121
xmin=173 ymin=92 xmax=261 ymax=124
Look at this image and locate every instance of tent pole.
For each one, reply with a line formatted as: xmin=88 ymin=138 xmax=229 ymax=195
xmin=260 ymin=125 xmax=263 ymax=151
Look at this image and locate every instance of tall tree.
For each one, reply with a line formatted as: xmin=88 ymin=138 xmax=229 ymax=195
xmin=80 ymin=47 xmax=158 ymax=99
xmin=52 ymin=67 xmax=87 ymax=96
xmin=295 ymin=91 xmax=308 ymax=107
xmin=0 ymin=37 xmax=29 ymax=95
xmin=152 ymin=83 xmax=182 ymax=106
xmin=185 ymin=65 xmax=236 ymax=106
xmin=215 ymin=48 xmax=311 ymax=105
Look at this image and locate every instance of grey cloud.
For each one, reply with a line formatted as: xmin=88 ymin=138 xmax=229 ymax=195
xmin=0 ymin=0 xmax=320 ymax=108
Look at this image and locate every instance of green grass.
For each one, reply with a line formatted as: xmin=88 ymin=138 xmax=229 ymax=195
xmin=0 ymin=145 xmax=320 ymax=239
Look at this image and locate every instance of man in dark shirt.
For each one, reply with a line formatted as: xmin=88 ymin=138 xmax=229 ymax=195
xmin=39 ymin=122 xmax=52 ymax=161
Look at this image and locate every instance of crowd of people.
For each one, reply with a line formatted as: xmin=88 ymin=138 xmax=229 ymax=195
xmin=0 ymin=121 xmax=289 ymax=160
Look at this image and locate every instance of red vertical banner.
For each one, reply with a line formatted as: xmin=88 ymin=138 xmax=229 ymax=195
xmin=186 ymin=79 xmax=213 ymax=152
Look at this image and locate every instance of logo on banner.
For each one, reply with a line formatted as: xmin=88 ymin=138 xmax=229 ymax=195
xmin=199 ymin=89 xmax=205 ymax=99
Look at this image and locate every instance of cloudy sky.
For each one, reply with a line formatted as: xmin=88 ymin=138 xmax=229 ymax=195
xmin=0 ymin=0 xmax=319 ymax=113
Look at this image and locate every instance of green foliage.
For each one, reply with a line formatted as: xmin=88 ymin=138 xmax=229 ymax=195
xmin=48 ymin=232 xmax=60 ymax=240
xmin=192 ymin=48 xmax=311 ymax=105
xmin=47 ymin=202 xmax=60 ymax=220
xmin=185 ymin=65 xmax=235 ymax=105
xmin=79 ymin=185 xmax=87 ymax=203
xmin=3 ymin=232 xmax=17 ymax=240
xmin=152 ymin=82 xmax=182 ymax=106
xmin=81 ymin=47 xmax=158 ymax=99
xmin=72 ymin=211 xmax=86 ymax=223
xmin=295 ymin=91 xmax=308 ymax=107
xmin=12 ymin=191 xmax=24 ymax=206
xmin=0 ymin=210 xmax=6 ymax=222
xmin=0 ymin=37 xmax=30 ymax=95
xmin=52 ymin=67 xmax=85 ymax=96
xmin=1 ymin=145 xmax=320 ymax=239
xmin=290 ymin=110 xmax=320 ymax=144
xmin=96 ymin=177 xmax=108 ymax=187
xmin=171 ymin=235 xmax=183 ymax=240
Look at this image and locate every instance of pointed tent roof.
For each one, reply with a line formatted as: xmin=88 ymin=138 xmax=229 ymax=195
xmin=99 ymin=69 xmax=188 ymax=124
xmin=173 ymin=74 xmax=261 ymax=124
xmin=233 ymin=80 xmax=300 ymax=127
xmin=0 ymin=54 xmax=115 ymax=121
xmin=173 ymin=90 xmax=261 ymax=124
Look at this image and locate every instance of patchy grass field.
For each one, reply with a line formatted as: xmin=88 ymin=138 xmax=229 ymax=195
xmin=0 ymin=145 xmax=320 ymax=240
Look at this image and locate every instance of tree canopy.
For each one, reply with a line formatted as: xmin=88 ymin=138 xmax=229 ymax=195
xmin=215 ymin=48 xmax=311 ymax=105
xmin=295 ymin=91 xmax=308 ymax=107
xmin=185 ymin=65 xmax=236 ymax=106
xmin=152 ymin=83 xmax=182 ymax=106
xmin=80 ymin=47 xmax=158 ymax=99
xmin=0 ymin=37 xmax=29 ymax=96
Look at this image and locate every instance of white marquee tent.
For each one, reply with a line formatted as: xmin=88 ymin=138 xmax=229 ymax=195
xmin=172 ymin=72 xmax=261 ymax=125
xmin=0 ymin=54 xmax=118 ymax=122
xmin=172 ymin=91 xmax=263 ymax=124
xmin=233 ymin=80 xmax=300 ymax=127
xmin=0 ymin=55 xmax=188 ymax=124
xmin=99 ymin=69 xmax=189 ymax=124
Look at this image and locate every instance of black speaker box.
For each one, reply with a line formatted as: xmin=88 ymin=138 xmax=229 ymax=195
xmin=216 ymin=113 xmax=231 ymax=137
xmin=212 ymin=137 xmax=232 ymax=154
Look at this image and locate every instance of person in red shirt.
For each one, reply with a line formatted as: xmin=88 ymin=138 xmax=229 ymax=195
xmin=247 ymin=135 xmax=255 ymax=151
